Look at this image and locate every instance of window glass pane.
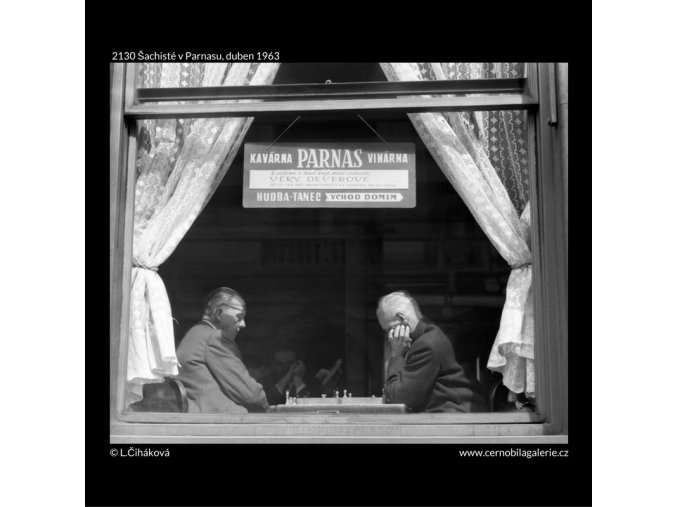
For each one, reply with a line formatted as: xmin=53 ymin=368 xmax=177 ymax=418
xmin=126 ymin=60 xmax=535 ymax=417
xmin=134 ymin=62 xmax=527 ymax=90
xmin=127 ymin=107 xmax=536 ymax=416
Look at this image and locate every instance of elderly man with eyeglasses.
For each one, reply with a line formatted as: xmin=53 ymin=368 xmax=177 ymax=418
xmin=175 ymin=287 xmax=269 ymax=413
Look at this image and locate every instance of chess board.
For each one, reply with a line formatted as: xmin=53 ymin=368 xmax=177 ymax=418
xmin=269 ymin=397 xmax=409 ymax=413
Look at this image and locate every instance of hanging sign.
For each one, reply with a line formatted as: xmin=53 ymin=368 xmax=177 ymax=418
xmin=243 ymin=143 xmax=416 ymax=208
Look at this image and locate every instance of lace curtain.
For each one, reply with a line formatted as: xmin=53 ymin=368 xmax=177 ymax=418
xmin=380 ymin=63 xmax=535 ymax=396
xmin=127 ymin=62 xmax=280 ymax=408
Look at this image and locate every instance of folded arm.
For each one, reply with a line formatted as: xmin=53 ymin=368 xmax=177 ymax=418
xmin=385 ymin=345 xmax=438 ymax=410
xmin=205 ymin=339 xmax=269 ymax=413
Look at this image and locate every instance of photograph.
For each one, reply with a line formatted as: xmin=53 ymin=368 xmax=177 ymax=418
xmin=101 ymin=56 xmax=583 ymax=507
xmin=110 ymin=60 xmax=568 ymax=443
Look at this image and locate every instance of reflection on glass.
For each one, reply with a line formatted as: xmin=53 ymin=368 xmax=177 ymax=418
xmin=131 ymin=111 xmax=534 ymax=415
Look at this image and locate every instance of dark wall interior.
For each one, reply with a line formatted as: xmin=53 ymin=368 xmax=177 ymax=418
xmin=159 ymin=64 xmax=510 ymax=397
xmin=161 ymin=115 xmax=509 ymax=396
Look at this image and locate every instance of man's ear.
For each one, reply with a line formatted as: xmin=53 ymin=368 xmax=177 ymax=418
xmin=396 ymin=312 xmax=409 ymax=326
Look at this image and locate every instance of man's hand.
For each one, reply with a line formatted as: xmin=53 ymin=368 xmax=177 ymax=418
xmin=276 ymin=361 xmax=303 ymax=394
xmin=388 ymin=324 xmax=411 ymax=357
xmin=316 ymin=358 xmax=342 ymax=386
xmin=290 ymin=360 xmax=306 ymax=380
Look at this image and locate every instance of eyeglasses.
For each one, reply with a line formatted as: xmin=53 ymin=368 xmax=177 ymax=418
xmin=220 ymin=302 xmax=245 ymax=312
xmin=217 ymin=304 xmax=246 ymax=321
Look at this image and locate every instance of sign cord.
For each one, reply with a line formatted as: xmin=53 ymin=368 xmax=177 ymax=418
xmin=264 ymin=116 xmax=302 ymax=151
xmin=357 ymin=114 xmax=392 ymax=149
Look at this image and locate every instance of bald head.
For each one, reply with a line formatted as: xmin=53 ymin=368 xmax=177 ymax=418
xmin=376 ymin=291 xmax=422 ymax=331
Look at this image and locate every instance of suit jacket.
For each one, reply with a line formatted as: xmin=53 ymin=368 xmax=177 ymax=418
xmin=385 ymin=317 xmax=488 ymax=413
xmin=176 ymin=322 xmax=269 ymax=413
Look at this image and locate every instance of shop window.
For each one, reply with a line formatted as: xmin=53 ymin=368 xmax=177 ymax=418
xmin=110 ymin=62 xmax=567 ymax=442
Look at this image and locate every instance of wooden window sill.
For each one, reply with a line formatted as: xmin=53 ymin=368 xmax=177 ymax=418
xmin=111 ymin=411 xmax=566 ymax=444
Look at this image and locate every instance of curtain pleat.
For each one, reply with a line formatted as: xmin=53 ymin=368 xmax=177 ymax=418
xmin=380 ymin=63 xmax=535 ymax=396
xmin=126 ymin=63 xmax=280 ymax=407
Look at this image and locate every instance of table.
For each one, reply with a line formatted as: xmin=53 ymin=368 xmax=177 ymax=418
xmin=268 ymin=396 xmax=409 ymax=414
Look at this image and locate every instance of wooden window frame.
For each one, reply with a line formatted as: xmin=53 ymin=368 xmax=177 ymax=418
xmin=109 ymin=62 xmax=567 ymax=443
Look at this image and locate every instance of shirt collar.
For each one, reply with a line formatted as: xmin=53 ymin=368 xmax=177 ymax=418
xmin=200 ymin=319 xmax=217 ymax=330
xmin=200 ymin=320 xmax=240 ymax=351
xmin=410 ymin=316 xmax=431 ymax=341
